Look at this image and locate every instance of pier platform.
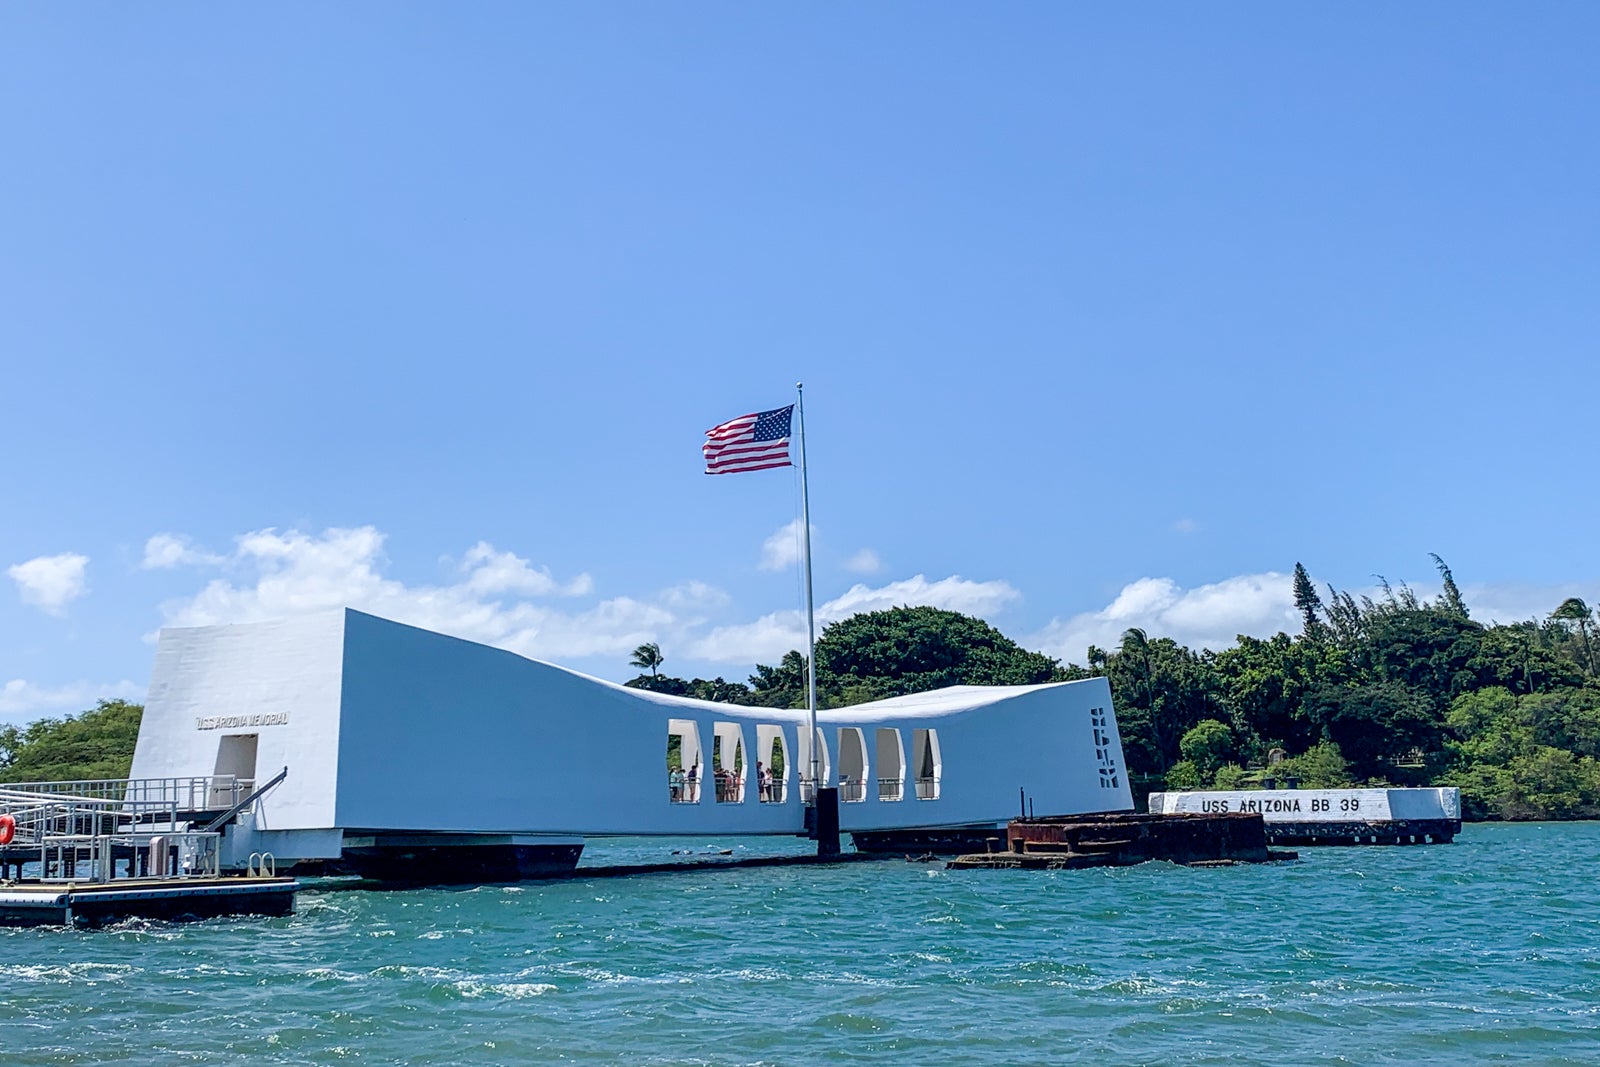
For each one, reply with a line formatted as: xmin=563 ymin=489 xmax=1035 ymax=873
xmin=0 ymin=778 xmax=300 ymax=926
xmin=0 ymin=876 xmax=298 ymax=927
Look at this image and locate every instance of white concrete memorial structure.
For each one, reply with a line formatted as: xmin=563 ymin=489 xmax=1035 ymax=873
xmin=130 ymin=609 xmax=1135 ymax=880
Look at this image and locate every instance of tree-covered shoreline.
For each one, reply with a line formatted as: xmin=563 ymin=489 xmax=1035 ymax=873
xmin=8 ymin=559 xmax=1598 ymax=822
xmin=624 ymin=560 xmax=1600 ymax=822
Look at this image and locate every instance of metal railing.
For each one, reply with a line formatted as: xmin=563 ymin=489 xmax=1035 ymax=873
xmin=667 ymin=772 xmax=701 ymax=804
xmin=2 ymin=775 xmax=254 ymax=812
xmin=840 ymin=778 xmax=867 ymax=803
xmin=878 ymin=776 xmax=904 ymax=801
xmin=713 ymin=775 xmax=745 ymax=804
xmin=670 ymin=773 xmax=795 ymax=804
xmin=0 ymin=789 xmax=188 ymax=844
xmin=0 ymin=786 xmax=227 ymax=883
xmin=914 ymin=775 xmax=941 ymax=800
xmin=33 ymin=830 xmax=222 ymax=883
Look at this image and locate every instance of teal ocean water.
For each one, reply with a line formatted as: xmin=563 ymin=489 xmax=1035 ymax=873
xmin=3 ymin=823 xmax=1599 ymax=1065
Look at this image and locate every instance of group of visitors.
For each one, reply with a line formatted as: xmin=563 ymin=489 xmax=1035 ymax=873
xmin=713 ymin=766 xmax=743 ymax=803
xmin=668 ymin=764 xmax=699 ymax=803
xmin=667 ymin=761 xmax=784 ymax=803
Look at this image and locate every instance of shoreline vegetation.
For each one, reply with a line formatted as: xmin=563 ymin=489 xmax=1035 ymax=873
xmin=7 ymin=558 xmax=1598 ymax=822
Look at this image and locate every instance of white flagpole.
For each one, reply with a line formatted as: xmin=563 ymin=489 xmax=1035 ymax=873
xmin=796 ymin=382 xmax=820 ymax=800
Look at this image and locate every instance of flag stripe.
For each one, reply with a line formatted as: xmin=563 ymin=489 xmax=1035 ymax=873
xmin=702 ymin=404 xmax=794 ymax=475
xmin=706 ymin=458 xmax=791 ymax=474
xmin=704 ymin=446 xmax=791 ymax=465
xmin=705 ymin=441 xmax=789 ymax=459
xmin=709 ymin=450 xmax=790 ymax=466
xmin=706 ymin=417 xmax=758 ymax=436
xmin=706 ymin=455 xmax=790 ymax=472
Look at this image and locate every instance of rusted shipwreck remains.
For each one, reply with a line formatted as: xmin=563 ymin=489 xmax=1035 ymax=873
xmin=948 ymin=811 xmax=1294 ymax=870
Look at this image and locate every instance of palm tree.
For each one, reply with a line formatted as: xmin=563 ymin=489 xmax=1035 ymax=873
xmin=1551 ymin=599 xmax=1597 ymax=676
xmin=630 ymin=642 xmax=664 ymax=678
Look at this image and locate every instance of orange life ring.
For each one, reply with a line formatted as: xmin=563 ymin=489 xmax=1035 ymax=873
xmin=0 ymin=814 xmax=14 ymax=845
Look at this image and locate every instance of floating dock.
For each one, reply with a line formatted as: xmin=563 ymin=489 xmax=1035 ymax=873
xmin=947 ymin=811 xmax=1294 ymax=870
xmin=0 ymin=783 xmax=299 ymax=927
xmin=1147 ymin=787 xmax=1462 ymax=845
xmin=0 ymin=876 xmax=297 ymax=927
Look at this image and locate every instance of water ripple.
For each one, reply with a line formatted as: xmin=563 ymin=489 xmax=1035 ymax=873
xmin=4 ymin=825 xmax=1600 ymax=1064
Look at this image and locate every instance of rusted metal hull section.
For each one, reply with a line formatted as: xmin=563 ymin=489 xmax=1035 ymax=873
xmin=948 ymin=812 xmax=1292 ymax=870
xmin=850 ymin=824 xmax=1003 ymax=856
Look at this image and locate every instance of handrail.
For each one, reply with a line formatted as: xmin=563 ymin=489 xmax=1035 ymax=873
xmin=0 ymin=774 xmax=256 ymax=810
xmin=30 ymin=829 xmax=223 ymax=883
xmin=200 ymin=766 xmax=288 ymax=832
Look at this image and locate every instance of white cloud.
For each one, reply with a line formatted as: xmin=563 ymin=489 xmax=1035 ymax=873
xmin=0 ymin=679 xmax=143 ymax=725
xmin=1030 ymin=572 xmax=1301 ymax=663
xmin=149 ymin=526 xmax=649 ymax=661
xmin=1174 ymin=518 xmax=1200 ymax=535
xmin=132 ymin=521 xmax=1600 ymax=695
xmin=845 ymin=548 xmax=882 ymax=574
xmin=690 ymin=574 xmax=1021 ymax=664
xmin=1028 ymin=568 xmax=1600 ymax=667
xmin=457 ymin=542 xmax=593 ymax=597
xmin=7 ymin=553 xmax=90 ymax=614
xmin=141 ymin=534 xmax=224 ymax=569
xmin=825 ymin=574 xmax=1021 ymax=619
xmin=153 ymin=523 xmax=906 ymax=669
xmin=660 ymin=581 xmax=731 ymax=611
xmin=759 ymin=519 xmax=815 ymax=572
xmin=691 ymin=611 xmax=806 ymax=667
xmin=142 ymin=517 xmax=1035 ymax=677
xmin=1463 ymin=582 xmax=1593 ymax=626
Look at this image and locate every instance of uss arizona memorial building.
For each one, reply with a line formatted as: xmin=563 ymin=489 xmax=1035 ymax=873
xmin=130 ymin=609 xmax=1134 ymax=878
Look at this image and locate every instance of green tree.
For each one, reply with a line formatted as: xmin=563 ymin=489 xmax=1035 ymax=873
xmin=1430 ymin=553 xmax=1469 ymax=619
xmin=1164 ymin=760 xmax=1203 ymax=790
xmin=1212 ymin=763 xmax=1250 ymax=789
xmin=1178 ymin=719 xmax=1234 ymax=782
xmin=624 ymin=673 xmax=753 ymax=703
xmin=1360 ymin=609 xmax=1485 ymax=708
xmin=1439 ymin=685 xmax=1600 ymax=819
xmin=813 ymin=606 xmax=1064 ymax=695
xmin=1503 ymin=747 xmax=1600 ymax=819
xmin=748 ymin=649 xmax=812 ymax=708
xmin=1275 ymin=741 xmax=1352 ymax=788
xmin=1465 ymin=624 xmax=1582 ymax=696
xmin=1211 ymin=632 xmax=1339 ymax=759
xmin=1551 ymin=598 xmax=1597 ymax=676
xmin=750 ymin=607 xmax=1068 ymax=710
xmin=629 ymin=642 xmax=665 ymax=678
xmin=1292 ymin=562 xmax=1326 ymax=637
xmin=1303 ymin=682 xmax=1440 ymax=780
xmin=0 ymin=699 xmax=144 ymax=783
xmin=1103 ymin=628 xmax=1220 ymax=778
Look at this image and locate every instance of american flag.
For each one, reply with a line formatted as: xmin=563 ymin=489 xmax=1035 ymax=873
xmin=702 ymin=405 xmax=794 ymax=475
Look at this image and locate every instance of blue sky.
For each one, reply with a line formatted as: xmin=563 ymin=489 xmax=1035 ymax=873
xmin=3 ymin=5 xmax=1597 ymax=724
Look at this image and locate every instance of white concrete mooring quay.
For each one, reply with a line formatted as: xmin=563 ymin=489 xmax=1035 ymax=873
xmin=1148 ymin=787 xmax=1463 ymax=845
